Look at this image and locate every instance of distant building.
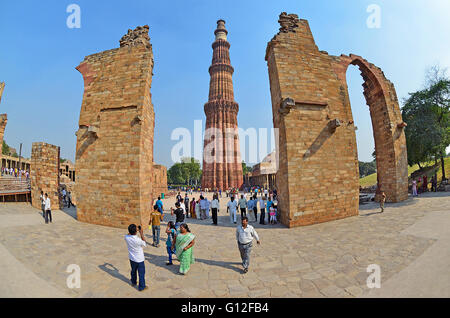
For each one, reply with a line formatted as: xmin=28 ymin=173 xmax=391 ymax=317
xmin=245 ymin=151 xmax=278 ymax=189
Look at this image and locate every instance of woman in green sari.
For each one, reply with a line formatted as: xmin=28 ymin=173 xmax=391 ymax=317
xmin=173 ymin=223 xmax=195 ymax=274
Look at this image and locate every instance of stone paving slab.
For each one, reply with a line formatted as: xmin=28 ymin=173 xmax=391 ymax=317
xmin=0 ymin=192 xmax=448 ymax=298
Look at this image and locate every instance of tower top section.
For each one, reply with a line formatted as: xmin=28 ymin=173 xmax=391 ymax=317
xmin=214 ymin=19 xmax=228 ymax=41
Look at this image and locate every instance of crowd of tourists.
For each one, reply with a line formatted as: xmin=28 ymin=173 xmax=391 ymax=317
xmin=1 ymin=167 xmax=29 ymax=180
xmin=123 ymin=188 xmax=271 ymax=291
xmin=411 ymin=174 xmax=438 ymax=196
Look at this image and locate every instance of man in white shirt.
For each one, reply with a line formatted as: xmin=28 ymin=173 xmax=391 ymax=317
xmin=238 ymin=195 xmax=247 ymax=219
xmin=124 ymin=224 xmax=148 ymax=291
xmin=258 ymin=196 xmax=266 ymax=225
xmin=61 ymin=189 xmax=67 ymax=206
xmin=199 ymin=196 xmax=207 ymax=220
xmin=44 ymin=193 xmax=52 ymax=224
xmin=227 ymin=196 xmax=239 ymax=224
xmin=236 ymin=217 xmax=260 ymax=273
xmin=211 ymin=194 xmax=220 ymax=225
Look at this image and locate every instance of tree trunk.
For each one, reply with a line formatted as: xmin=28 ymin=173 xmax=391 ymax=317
xmin=441 ymin=156 xmax=446 ymax=180
xmin=418 ymin=162 xmax=423 ymax=170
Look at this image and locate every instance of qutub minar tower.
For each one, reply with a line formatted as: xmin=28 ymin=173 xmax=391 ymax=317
xmin=202 ymin=20 xmax=243 ymax=190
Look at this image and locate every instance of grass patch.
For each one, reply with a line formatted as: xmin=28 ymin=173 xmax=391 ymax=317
xmin=359 ymin=157 xmax=449 ymax=187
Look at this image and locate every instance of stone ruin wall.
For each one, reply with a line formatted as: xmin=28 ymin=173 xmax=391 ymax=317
xmin=152 ymin=164 xmax=168 ymax=197
xmin=265 ymin=13 xmax=408 ymax=228
xmin=75 ymin=26 xmax=154 ymax=229
xmin=30 ymin=142 xmax=61 ymax=210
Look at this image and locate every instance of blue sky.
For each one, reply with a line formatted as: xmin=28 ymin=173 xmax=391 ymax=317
xmin=0 ymin=0 xmax=449 ymax=167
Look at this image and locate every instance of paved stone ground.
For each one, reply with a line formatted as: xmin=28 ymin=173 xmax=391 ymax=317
xmin=0 ymin=192 xmax=448 ymax=298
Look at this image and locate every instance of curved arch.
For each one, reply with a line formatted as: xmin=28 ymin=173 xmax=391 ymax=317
xmin=333 ymin=54 xmax=408 ymax=202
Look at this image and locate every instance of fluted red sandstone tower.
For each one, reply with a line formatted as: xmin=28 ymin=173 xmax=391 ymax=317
xmin=202 ymin=20 xmax=243 ymax=190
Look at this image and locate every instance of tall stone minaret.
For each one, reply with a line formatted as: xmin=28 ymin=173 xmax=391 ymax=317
xmin=0 ymin=82 xmax=7 ymax=156
xmin=202 ymin=20 xmax=243 ymax=191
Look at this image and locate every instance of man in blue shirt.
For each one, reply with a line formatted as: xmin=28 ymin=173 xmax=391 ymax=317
xmin=155 ymin=197 xmax=164 ymax=215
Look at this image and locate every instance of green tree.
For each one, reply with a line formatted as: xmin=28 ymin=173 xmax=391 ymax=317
xmin=402 ymin=68 xmax=449 ymax=179
xmin=168 ymin=157 xmax=202 ymax=186
xmin=359 ymin=160 xmax=377 ymax=178
xmin=2 ymin=140 xmax=10 ymax=155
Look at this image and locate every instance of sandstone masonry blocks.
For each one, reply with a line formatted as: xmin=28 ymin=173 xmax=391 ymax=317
xmin=75 ymin=26 xmax=155 ymax=229
xmin=265 ymin=13 xmax=408 ymax=227
xmin=152 ymin=164 xmax=168 ymax=197
xmin=31 ymin=142 xmax=61 ymax=209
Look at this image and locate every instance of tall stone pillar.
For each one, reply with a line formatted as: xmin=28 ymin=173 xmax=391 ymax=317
xmin=202 ymin=20 xmax=243 ymax=191
xmin=31 ymin=142 xmax=61 ymax=210
xmin=75 ymin=26 xmax=154 ymax=229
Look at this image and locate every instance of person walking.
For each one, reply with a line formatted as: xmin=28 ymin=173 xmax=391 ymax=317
xmin=199 ymin=196 xmax=207 ymax=220
xmin=251 ymin=195 xmax=258 ymax=222
xmin=155 ymin=196 xmax=164 ymax=215
xmin=412 ymin=179 xmax=418 ymax=197
xmin=238 ymin=194 xmax=247 ymax=219
xmin=205 ymin=197 xmax=211 ymax=219
xmin=124 ymin=224 xmax=148 ymax=291
xmin=211 ymin=194 xmax=220 ymax=225
xmin=380 ymin=192 xmax=386 ymax=213
xmin=266 ymin=196 xmax=274 ymax=224
xmin=246 ymin=196 xmax=255 ymax=222
xmin=258 ymin=196 xmax=266 ymax=225
xmin=269 ymin=204 xmax=277 ymax=225
xmin=227 ymin=196 xmax=238 ymax=224
xmin=236 ymin=216 xmax=260 ymax=274
xmin=190 ymin=197 xmax=197 ymax=219
xmin=184 ymin=194 xmax=190 ymax=217
xmin=171 ymin=202 xmax=185 ymax=230
xmin=40 ymin=190 xmax=46 ymax=219
xmin=195 ymin=198 xmax=201 ymax=220
xmin=431 ymin=176 xmax=437 ymax=192
xmin=165 ymin=221 xmax=177 ymax=266
xmin=173 ymin=223 xmax=195 ymax=275
xmin=61 ymin=188 xmax=67 ymax=207
xmin=44 ymin=193 xmax=52 ymax=224
xmin=149 ymin=205 xmax=163 ymax=247
xmin=67 ymin=191 xmax=73 ymax=208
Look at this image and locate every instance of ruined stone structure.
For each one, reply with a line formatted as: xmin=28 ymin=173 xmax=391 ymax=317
xmin=0 ymin=82 xmax=7 ymax=156
xmin=247 ymin=151 xmax=277 ymax=189
xmin=0 ymin=115 xmax=7 ymax=156
xmin=1 ymin=154 xmax=31 ymax=171
xmin=152 ymin=164 xmax=168 ymax=196
xmin=30 ymin=142 xmax=61 ymax=209
xmin=0 ymin=82 xmax=5 ymax=104
xmin=59 ymin=160 xmax=76 ymax=182
xmin=265 ymin=13 xmax=408 ymax=227
xmin=75 ymin=25 xmax=154 ymax=228
xmin=202 ymin=20 xmax=244 ymax=190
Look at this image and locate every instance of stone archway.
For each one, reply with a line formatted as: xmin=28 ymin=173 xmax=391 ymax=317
xmin=331 ymin=54 xmax=409 ymax=203
xmin=265 ymin=13 xmax=408 ymax=228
